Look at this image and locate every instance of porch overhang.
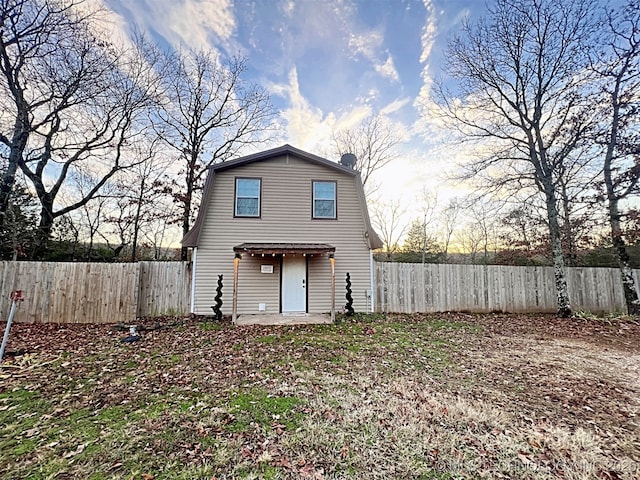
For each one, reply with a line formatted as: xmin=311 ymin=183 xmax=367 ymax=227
xmin=233 ymin=242 xmax=335 ymax=256
xmin=231 ymin=242 xmax=337 ymax=325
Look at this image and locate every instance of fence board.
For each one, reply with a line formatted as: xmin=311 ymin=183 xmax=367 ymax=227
xmin=137 ymin=261 xmax=192 ymax=317
xmin=375 ymin=262 xmax=637 ymax=314
xmin=0 ymin=261 xmax=191 ymax=324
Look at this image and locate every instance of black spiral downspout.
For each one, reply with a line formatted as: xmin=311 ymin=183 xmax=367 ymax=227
xmin=345 ymin=272 xmax=354 ymax=316
xmin=211 ymin=274 xmax=223 ymax=320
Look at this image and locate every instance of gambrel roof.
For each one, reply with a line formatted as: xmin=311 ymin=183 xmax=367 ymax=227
xmin=182 ymin=144 xmax=383 ymax=249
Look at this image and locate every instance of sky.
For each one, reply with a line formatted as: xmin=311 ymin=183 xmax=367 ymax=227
xmin=100 ymin=0 xmax=488 ymax=223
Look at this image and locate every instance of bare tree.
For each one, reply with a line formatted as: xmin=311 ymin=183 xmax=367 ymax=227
xmin=142 ymin=214 xmax=180 ymax=260
xmin=331 ymin=114 xmax=403 ymax=191
xmin=399 ymin=191 xmax=441 ymax=263
xmin=73 ymin=173 xmax=115 ymax=261
xmin=370 ymin=199 xmax=407 ymax=260
xmin=498 ymin=202 xmax=550 ymax=264
xmin=439 ymin=198 xmax=461 ymax=262
xmin=418 ymin=190 xmax=439 ymax=264
xmin=156 ymin=50 xmax=278 ymax=260
xmin=430 ymin=0 xmax=598 ymax=316
xmin=455 ymin=197 xmax=501 ymax=264
xmin=0 ymin=0 xmax=161 ymax=256
xmin=0 ymin=0 xmax=85 ymax=227
xmin=468 ymin=198 xmax=501 ymax=264
xmin=591 ymin=0 xmax=640 ymax=314
xmin=455 ymin=226 xmax=483 ymax=264
xmin=112 ymin=140 xmax=171 ymax=262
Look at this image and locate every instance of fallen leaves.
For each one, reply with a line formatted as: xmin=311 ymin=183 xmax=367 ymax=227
xmin=1 ymin=313 xmax=639 ymax=479
xmin=63 ymin=443 xmax=85 ymax=458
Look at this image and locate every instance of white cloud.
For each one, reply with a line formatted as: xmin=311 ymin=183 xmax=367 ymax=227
xmin=420 ymin=0 xmax=438 ymax=63
xmin=106 ymin=0 xmax=237 ymax=53
xmin=417 ymin=0 xmax=437 ymax=100
xmin=268 ymin=68 xmax=372 ymax=153
xmin=413 ymin=0 xmax=442 ymax=139
xmin=354 ymin=89 xmax=380 ymax=105
xmin=380 ymin=97 xmax=411 ymax=116
xmin=282 ymin=0 xmax=296 ymax=17
xmin=348 ymin=29 xmax=399 ymax=82
xmin=77 ymin=0 xmax=134 ymax=50
xmin=166 ymin=0 xmax=236 ymax=49
xmin=374 ymin=53 xmax=400 ymax=82
xmin=348 ymin=30 xmax=384 ymax=58
xmin=335 ymin=107 xmax=373 ymax=131
xmin=269 ymin=68 xmax=334 ymax=151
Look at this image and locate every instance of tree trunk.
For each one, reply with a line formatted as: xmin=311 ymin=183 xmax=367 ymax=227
xmin=180 ymin=166 xmax=195 ymax=261
xmin=131 ymin=178 xmax=146 ymax=262
xmin=544 ymin=185 xmax=572 ymax=317
xmin=0 ymin=123 xmax=29 ymax=230
xmin=87 ymin=233 xmax=94 ymax=262
xmin=0 ymin=91 xmax=31 ymax=227
xmin=602 ymin=77 xmax=640 ymax=315
xmin=180 ymin=186 xmax=192 ymax=262
xmin=180 ymin=206 xmax=191 ymax=261
xmin=33 ymin=200 xmax=55 ymax=260
xmin=560 ymin=179 xmax=577 ymax=266
xmin=608 ymin=197 xmax=640 ymax=315
xmin=0 ymin=159 xmax=18 ymax=231
xmin=131 ymin=216 xmax=141 ymax=262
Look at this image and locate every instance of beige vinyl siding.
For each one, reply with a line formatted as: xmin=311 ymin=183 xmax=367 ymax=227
xmin=236 ymin=256 xmax=280 ymax=313
xmin=192 ymin=154 xmax=373 ymax=315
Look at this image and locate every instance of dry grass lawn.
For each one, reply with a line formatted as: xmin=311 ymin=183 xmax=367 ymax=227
xmin=1 ymin=312 xmax=638 ymax=479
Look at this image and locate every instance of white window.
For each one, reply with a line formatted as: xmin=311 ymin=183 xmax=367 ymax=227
xmin=235 ymin=178 xmax=261 ymax=217
xmin=313 ymin=181 xmax=336 ymax=219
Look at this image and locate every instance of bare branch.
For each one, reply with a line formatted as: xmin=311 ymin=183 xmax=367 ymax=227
xmin=331 ymin=114 xmax=403 ymax=188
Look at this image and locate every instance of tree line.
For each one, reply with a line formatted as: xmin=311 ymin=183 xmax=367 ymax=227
xmin=373 ymin=192 xmax=640 ymax=267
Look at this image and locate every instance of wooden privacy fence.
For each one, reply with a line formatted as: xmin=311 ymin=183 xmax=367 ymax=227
xmin=1 ymin=260 xmax=636 ymax=323
xmin=0 ymin=261 xmax=192 ymax=324
xmin=375 ymin=262 xmax=639 ymax=314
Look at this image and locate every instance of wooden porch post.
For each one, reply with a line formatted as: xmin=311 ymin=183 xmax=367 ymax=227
xmin=232 ymin=253 xmax=240 ymax=324
xmin=329 ymin=253 xmax=335 ymax=323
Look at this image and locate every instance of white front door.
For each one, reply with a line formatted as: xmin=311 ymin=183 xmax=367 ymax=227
xmin=282 ymin=256 xmax=306 ymax=312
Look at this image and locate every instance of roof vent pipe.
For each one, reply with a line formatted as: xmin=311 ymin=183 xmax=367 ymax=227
xmin=340 ymin=153 xmax=357 ymax=169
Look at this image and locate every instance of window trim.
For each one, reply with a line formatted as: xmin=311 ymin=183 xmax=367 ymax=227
xmin=312 ymin=180 xmax=337 ymax=220
xmin=234 ymin=177 xmax=262 ymax=218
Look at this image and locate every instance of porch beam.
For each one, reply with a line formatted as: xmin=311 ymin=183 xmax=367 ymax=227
xmin=232 ymin=253 xmax=240 ymax=324
xmin=330 ymin=254 xmax=335 ymax=323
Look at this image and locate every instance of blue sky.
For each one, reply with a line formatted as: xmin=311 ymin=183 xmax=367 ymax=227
xmin=101 ymin=0 xmax=486 ymax=216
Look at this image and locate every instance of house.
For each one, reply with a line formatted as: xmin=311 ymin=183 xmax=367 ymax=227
xmin=182 ymin=144 xmax=383 ymax=324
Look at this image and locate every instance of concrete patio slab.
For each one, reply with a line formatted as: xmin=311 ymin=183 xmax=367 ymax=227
xmin=235 ymin=313 xmax=332 ymax=326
